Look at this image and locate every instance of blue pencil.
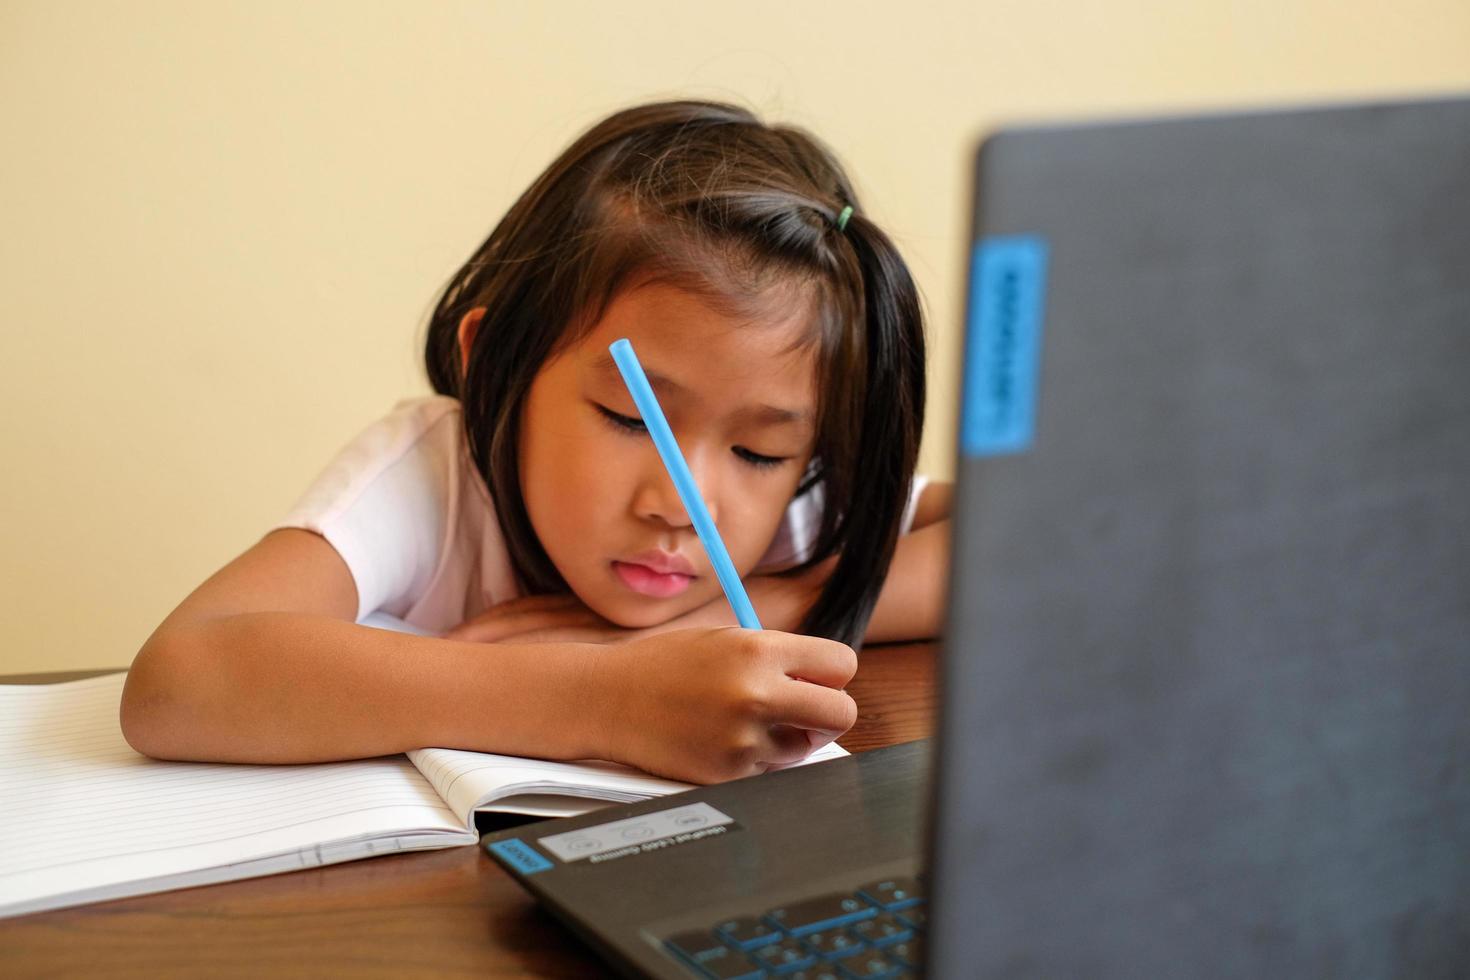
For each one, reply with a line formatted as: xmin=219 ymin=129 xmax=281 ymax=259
xmin=608 ymin=338 xmax=763 ymax=630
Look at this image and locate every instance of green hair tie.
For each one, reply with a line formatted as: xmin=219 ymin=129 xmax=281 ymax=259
xmin=836 ymin=204 xmax=854 ymax=232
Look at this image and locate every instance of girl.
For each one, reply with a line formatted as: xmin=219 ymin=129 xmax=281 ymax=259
xmin=121 ymin=100 xmax=952 ymax=785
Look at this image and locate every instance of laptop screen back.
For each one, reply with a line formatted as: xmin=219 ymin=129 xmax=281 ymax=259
xmin=929 ymin=96 xmax=1470 ymax=977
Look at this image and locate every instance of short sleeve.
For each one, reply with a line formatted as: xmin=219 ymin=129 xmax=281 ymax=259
xmin=274 ymin=397 xmax=463 ymax=622
xmin=757 ymin=474 xmax=932 ymax=570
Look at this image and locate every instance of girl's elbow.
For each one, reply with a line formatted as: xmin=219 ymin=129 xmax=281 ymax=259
xmin=119 ymin=637 xmax=194 ymax=760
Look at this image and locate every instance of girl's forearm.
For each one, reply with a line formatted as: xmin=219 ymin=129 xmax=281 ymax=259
xmin=121 ymin=612 xmax=606 ymax=764
xmin=861 ymin=519 xmax=950 ymax=643
xmin=739 ymin=518 xmax=951 ymax=644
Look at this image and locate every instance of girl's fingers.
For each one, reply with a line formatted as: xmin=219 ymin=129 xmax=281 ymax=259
xmin=445 ymin=593 xmax=600 ymax=643
xmin=773 ymin=636 xmax=858 ymax=689
xmin=493 ymin=593 xmax=581 ymax=613
xmin=805 ymin=727 xmax=839 ymax=751
xmin=762 ymin=724 xmax=819 ymax=767
xmin=444 ymin=611 xmax=528 ymax=642
xmin=766 ymin=679 xmax=858 ymax=738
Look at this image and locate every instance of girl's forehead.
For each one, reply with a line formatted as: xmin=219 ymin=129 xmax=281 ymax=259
xmin=573 ymin=281 xmax=820 ymax=403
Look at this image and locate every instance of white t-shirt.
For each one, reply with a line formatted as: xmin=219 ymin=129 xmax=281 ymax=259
xmin=275 ymin=396 xmax=929 ymax=635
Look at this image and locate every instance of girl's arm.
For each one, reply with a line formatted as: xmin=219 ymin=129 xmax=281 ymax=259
xmin=852 ymin=516 xmax=951 ymax=644
xmin=751 ymin=481 xmax=953 ymax=644
xmin=121 ymin=529 xmax=857 ymax=783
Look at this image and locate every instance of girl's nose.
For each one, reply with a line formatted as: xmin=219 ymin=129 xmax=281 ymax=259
xmin=632 ymin=445 xmax=719 ymax=528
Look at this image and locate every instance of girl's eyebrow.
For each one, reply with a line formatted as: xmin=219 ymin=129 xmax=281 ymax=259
xmin=591 ymin=353 xmax=689 ymax=400
xmin=729 ymin=402 xmax=813 ymax=429
xmin=590 ymin=353 xmax=812 ymax=428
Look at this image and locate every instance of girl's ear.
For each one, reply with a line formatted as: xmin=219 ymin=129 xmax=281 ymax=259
xmin=457 ymin=308 xmax=487 ymax=378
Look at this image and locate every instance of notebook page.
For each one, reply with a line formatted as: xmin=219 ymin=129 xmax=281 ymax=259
xmin=410 ymin=740 xmax=852 ymax=820
xmin=0 ymin=674 xmax=473 ymax=918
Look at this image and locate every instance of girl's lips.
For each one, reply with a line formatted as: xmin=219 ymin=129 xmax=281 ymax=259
xmin=612 ymin=560 xmax=694 ymax=599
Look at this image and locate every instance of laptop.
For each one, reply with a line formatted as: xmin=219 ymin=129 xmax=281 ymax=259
xmin=483 ymin=94 xmax=1470 ymax=979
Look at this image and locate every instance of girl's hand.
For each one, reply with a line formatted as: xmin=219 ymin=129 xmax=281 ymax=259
xmin=588 ymin=626 xmax=858 ymax=784
xmin=444 ymin=593 xmax=647 ymax=645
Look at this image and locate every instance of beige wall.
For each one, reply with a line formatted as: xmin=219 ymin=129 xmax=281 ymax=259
xmin=3 ymin=1 xmax=1468 ymax=674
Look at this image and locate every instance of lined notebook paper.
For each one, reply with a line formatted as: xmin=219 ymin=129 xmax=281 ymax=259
xmin=0 ymin=673 xmax=847 ymax=918
xmin=0 ymin=674 xmax=469 ymax=918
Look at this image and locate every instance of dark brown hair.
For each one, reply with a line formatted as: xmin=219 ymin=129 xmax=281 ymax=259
xmin=423 ymin=99 xmax=925 ymax=646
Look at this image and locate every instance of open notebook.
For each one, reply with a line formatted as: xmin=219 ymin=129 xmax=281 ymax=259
xmin=0 ymin=671 xmax=847 ymax=918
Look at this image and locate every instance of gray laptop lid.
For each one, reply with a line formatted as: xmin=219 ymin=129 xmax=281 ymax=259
xmin=929 ymin=96 xmax=1470 ymax=977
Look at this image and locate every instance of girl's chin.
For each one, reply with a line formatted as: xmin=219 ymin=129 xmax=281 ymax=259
xmin=600 ymin=605 xmax=684 ymax=630
xmin=590 ymin=591 xmax=696 ymax=632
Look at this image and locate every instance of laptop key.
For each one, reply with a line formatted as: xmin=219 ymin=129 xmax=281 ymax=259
xmin=894 ymin=905 xmax=926 ymax=931
xmin=766 ymin=893 xmax=877 ymax=936
xmin=800 ymin=927 xmax=866 ymax=959
xmin=751 ymin=936 xmax=817 ymax=973
xmin=666 ymin=929 xmax=733 ymax=963
xmin=834 ymin=948 xmax=903 ymax=979
xmin=717 ymin=916 xmax=783 ymax=950
xmin=684 ymin=945 xmax=766 ymax=980
xmin=785 ymin=969 xmax=843 ymax=980
xmin=887 ymin=937 xmax=924 ymax=969
xmin=848 ymin=912 xmax=911 ymax=947
xmin=664 ymin=933 xmax=763 ymax=979
xmin=856 ymin=877 xmax=923 ymax=911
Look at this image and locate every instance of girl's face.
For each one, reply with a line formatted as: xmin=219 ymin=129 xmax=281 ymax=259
xmin=517 ymin=281 xmax=820 ymax=627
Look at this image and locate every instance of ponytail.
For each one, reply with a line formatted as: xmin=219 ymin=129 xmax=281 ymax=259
xmin=795 ymin=210 xmax=926 ymax=646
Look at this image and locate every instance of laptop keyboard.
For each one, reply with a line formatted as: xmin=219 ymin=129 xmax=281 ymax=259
xmin=662 ymin=875 xmax=924 ymax=979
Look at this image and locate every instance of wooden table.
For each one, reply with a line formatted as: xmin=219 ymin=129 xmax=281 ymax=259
xmin=0 ymin=642 xmax=936 ymax=977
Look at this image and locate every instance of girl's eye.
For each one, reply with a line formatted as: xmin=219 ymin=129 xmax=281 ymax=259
xmin=595 ymin=404 xmax=647 ymax=433
xmin=733 ymin=447 xmax=789 ymax=470
xmin=596 ymin=403 xmax=789 ymax=470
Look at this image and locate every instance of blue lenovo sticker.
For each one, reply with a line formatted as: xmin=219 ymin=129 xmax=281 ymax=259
xmin=962 ymin=236 xmax=1049 ymax=456
xmin=487 ymin=837 xmax=553 ymax=875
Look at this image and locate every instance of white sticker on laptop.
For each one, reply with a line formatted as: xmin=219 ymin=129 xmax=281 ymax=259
xmin=536 ymin=802 xmax=736 ymax=864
